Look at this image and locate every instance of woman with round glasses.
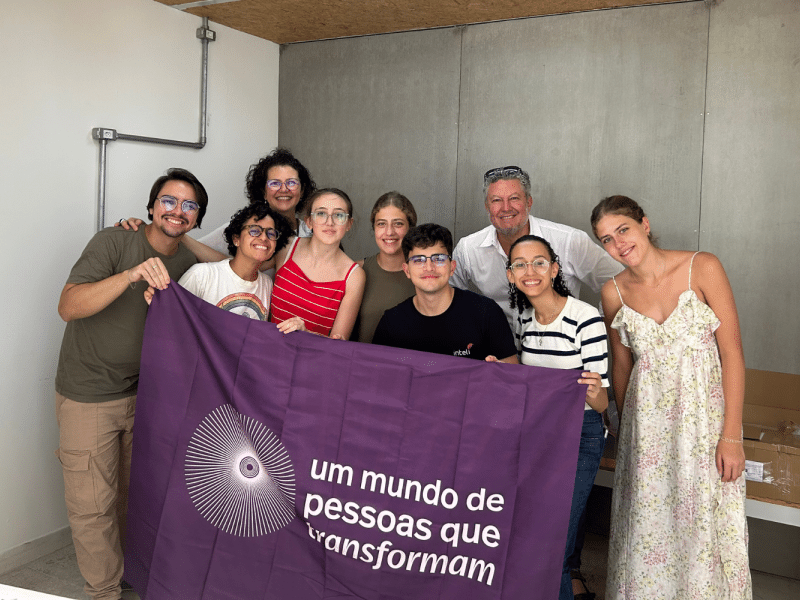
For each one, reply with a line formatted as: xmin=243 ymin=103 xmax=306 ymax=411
xmin=504 ymin=234 xmax=608 ymax=600
xmin=195 ymin=147 xmax=316 ymax=255
xmin=592 ymin=196 xmax=750 ymax=599
xmin=352 ymin=192 xmax=418 ymax=343
xmin=269 ymin=188 xmax=365 ymax=338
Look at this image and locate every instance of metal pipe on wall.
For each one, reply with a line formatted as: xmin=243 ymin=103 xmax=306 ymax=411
xmin=91 ymin=17 xmax=215 ymax=231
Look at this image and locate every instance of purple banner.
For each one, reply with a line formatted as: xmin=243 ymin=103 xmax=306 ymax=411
xmin=125 ymin=284 xmax=586 ymax=599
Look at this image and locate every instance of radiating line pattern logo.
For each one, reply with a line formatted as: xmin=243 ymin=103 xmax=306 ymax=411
xmin=185 ymin=405 xmax=296 ymax=537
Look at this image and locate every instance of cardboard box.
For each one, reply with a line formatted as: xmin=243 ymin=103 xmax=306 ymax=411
xmin=742 ymin=369 xmax=800 ymax=505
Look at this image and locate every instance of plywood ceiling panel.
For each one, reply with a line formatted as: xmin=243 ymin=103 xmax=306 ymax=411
xmin=154 ymin=0 xmax=693 ymax=45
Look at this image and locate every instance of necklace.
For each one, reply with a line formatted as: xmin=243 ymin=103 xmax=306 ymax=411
xmin=534 ymin=308 xmax=561 ymax=346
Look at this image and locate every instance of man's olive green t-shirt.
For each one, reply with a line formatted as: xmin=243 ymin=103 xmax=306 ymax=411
xmin=55 ymin=226 xmax=196 ymax=403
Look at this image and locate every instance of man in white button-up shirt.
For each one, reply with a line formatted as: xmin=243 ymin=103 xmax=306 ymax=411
xmin=451 ymin=166 xmax=622 ymax=332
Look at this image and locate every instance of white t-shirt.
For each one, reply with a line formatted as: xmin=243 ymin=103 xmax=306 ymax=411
xmin=178 ymin=259 xmax=273 ymax=321
xmin=518 ymin=295 xmax=609 ymax=410
xmin=451 ymin=215 xmax=623 ymax=331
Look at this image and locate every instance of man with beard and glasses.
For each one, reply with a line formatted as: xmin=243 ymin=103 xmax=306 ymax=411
xmin=55 ymin=168 xmax=207 ymax=600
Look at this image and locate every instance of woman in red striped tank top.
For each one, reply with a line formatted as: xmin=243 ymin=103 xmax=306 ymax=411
xmin=270 ymin=188 xmax=366 ymax=338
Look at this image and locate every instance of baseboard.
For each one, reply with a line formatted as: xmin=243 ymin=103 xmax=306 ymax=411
xmin=0 ymin=527 xmax=72 ymax=576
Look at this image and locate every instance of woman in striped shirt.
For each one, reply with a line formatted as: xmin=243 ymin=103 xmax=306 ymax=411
xmin=506 ymin=234 xmax=608 ymax=600
xmin=269 ymin=188 xmax=366 ymax=338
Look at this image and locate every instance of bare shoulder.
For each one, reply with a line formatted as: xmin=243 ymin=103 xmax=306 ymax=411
xmin=690 ymin=251 xmax=729 ymax=295
xmin=660 ymin=248 xmax=694 ymax=270
xmin=690 ymin=250 xmax=723 ymax=270
xmin=346 ymin=260 xmax=366 ymax=287
xmin=600 ymin=278 xmax=623 ymax=318
xmin=689 ymin=251 xmax=726 ymax=283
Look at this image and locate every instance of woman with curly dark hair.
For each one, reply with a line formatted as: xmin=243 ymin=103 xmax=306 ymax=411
xmin=197 ymin=147 xmax=316 ymax=255
xmin=505 ymin=234 xmax=608 ymax=600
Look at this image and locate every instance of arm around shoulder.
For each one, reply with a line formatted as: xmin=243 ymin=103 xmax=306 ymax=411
xmin=181 ymin=234 xmax=228 ymax=264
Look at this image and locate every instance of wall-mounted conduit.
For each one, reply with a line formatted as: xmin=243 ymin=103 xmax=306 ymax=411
xmin=91 ymin=17 xmax=216 ymax=231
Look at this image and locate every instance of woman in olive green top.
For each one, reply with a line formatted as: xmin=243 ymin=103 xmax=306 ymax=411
xmin=353 ymin=192 xmax=418 ymax=343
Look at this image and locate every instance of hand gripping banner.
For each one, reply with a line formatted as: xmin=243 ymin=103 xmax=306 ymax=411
xmin=125 ymin=284 xmax=586 ymax=599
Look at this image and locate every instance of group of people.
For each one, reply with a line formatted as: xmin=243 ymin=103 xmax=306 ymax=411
xmin=55 ymin=148 xmax=751 ymax=600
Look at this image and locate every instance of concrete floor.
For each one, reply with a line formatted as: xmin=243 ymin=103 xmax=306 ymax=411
xmin=1 ymin=533 xmax=799 ymax=599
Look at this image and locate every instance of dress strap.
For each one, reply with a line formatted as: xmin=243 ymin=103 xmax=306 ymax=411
xmin=612 ymin=276 xmax=626 ymax=306
xmin=287 ymin=236 xmax=301 ymax=261
xmin=688 ymin=251 xmax=700 ymax=290
xmin=344 ymin=261 xmax=360 ymax=282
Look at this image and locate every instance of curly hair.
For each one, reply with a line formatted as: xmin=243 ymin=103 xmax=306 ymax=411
xmin=223 ymin=202 xmax=293 ymax=257
xmin=507 ymin=235 xmax=572 ymax=314
xmin=590 ymin=195 xmax=658 ymax=246
xmin=245 ymin=148 xmax=316 ymax=215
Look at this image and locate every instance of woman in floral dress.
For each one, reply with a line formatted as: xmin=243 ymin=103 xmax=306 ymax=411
xmin=591 ymin=196 xmax=751 ymax=600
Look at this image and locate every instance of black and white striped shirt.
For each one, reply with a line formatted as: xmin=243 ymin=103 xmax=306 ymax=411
xmin=517 ymin=296 xmax=609 ymax=410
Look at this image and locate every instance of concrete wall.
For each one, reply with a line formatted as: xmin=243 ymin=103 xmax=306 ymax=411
xmin=0 ymin=0 xmax=279 ymax=565
xmin=279 ymin=0 xmax=800 ymax=376
xmin=701 ymin=0 xmax=800 ymax=373
xmin=279 ymin=27 xmax=463 ymax=259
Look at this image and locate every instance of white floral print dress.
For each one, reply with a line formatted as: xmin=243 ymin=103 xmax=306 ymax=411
xmin=607 ymin=253 xmax=751 ymax=600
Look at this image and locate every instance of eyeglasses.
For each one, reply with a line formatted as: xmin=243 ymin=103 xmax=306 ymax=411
xmin=242 ymin=224 xmax=280 ymax=241
xmin=407 ymin=253 xmax=450 ymax=267
xmin=311 ymin=210 xmax=349 ymax=225
xmin=508 ymin=259 xmax=551 ymax=274
xmin=266 ymin=179 xmax=300 ymax=191
xmin=484 ymin=165 xmax=523 ymax=181
xmin=158 ymin=195 xmax=200 ymax=213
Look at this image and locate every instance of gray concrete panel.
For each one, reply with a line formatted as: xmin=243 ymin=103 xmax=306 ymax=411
xmin=701 ymin=0 xmax=800 ymax=374
xmin=279 ymin=28 xmax=462 ymax=261
xmin=457 ymin=3 xmax=709 ymax=256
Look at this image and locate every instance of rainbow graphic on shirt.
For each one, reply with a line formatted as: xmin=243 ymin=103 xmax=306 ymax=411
xmin=216 ymin=293 xmax=268 ymax=321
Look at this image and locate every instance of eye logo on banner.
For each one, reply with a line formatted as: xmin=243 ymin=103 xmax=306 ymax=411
xmin=184 ymin=404 xmax=296 ymax=537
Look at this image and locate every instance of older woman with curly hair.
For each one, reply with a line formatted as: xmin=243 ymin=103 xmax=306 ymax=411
xmin=195 ymin=147 xmax=316 ymax=256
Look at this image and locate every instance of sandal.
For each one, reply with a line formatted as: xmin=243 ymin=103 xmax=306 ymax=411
xmin=570 ymin=568 xmax=596 ymax=600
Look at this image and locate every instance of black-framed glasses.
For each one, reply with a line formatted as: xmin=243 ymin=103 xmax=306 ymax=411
xmin=158 ymin=195 xmax=200 ymax=213
xmin=311 ymin=210 xmax=349 ymax=225
xmin=266 ymin=178 xmax=300 ymax=191
xmin=508 ymin=259 xmax=551 ymax=274
xmin=243 ymin=224 xmax=279 ymax=241
xmin=483 ymin=165 xmax=523 ymax=181
xmin=407 ymin=253 xmax=450 ymax=267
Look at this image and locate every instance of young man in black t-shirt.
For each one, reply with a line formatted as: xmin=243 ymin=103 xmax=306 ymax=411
xmin=373 ymin=223 xmax=517 ymax=363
